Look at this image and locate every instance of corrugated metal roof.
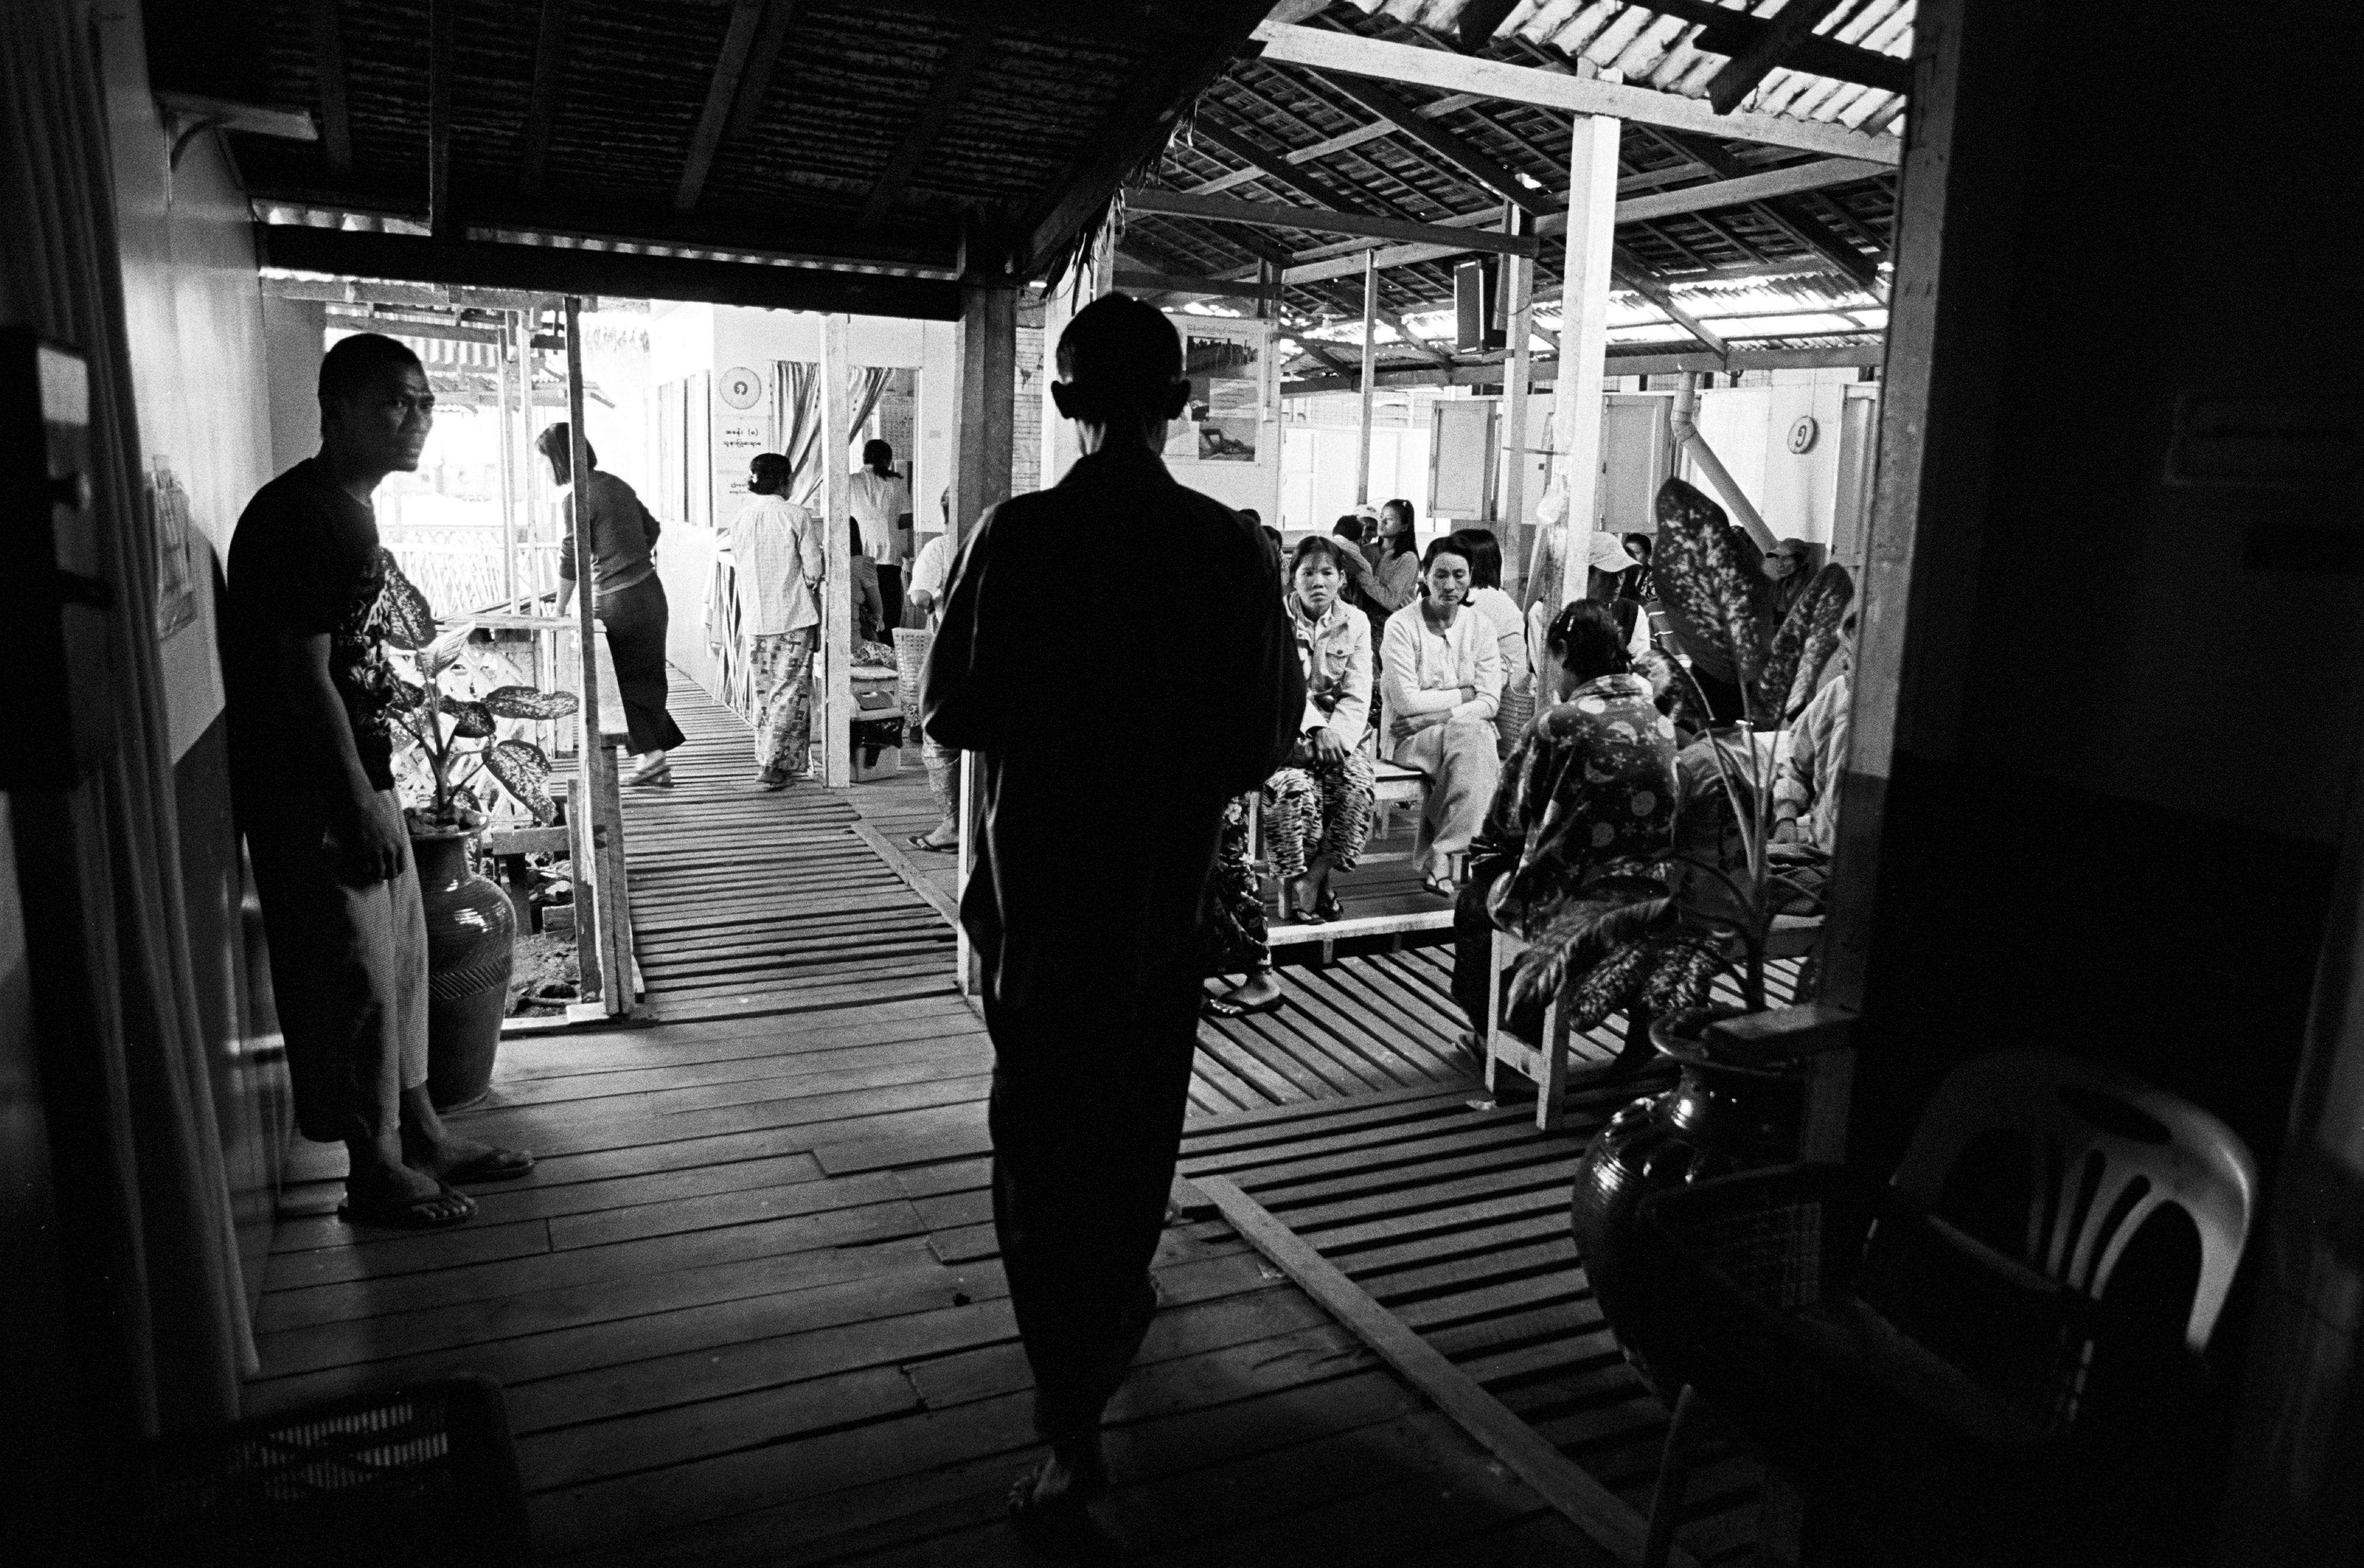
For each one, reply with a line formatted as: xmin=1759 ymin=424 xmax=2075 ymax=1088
xmin=1349 ymin=0 xmax=1912 ymax=131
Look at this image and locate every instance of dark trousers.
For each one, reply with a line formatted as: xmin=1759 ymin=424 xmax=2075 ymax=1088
xmin=595 ymin=574 xmax=687 ymax=754
xmin=984 ymin=970 xmax=1202 ymax=1443
xmin=876 ymin=563 xmax=904 ymax=635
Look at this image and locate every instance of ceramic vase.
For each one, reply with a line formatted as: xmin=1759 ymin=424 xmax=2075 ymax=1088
xmin=413 ymin=830 xmax=515 ymax=1111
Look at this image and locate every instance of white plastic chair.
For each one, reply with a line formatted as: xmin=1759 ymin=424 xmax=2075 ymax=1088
xmin=1892 ymin=1047 xmax=2258 ymax=1349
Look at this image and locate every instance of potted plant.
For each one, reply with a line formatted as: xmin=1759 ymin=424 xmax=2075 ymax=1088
xmin=378 ymin=564 xmax=579 ymax=1108
xmin=1520 ymin=478 xmax=1852 ymax=1368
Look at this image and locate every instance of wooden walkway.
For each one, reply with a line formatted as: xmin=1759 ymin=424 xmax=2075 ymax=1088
xmin=248 ymin=668 xmax=1665 ymax=1564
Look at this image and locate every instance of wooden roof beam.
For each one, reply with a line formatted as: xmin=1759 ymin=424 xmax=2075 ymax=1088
xmin=309 ymin=0 xmax=350 ymax=173
xmin=720 ymin=0 xmax=803 ymax=148
xmin=1630 ymin=1 xmax=1912 ymax=98
xmin=1706 ymin=0 xmax=1850 ymax=114
xmin=1017 ymin=1 xmax=1272 ymax=279
xmin=518 ymin=0 xmax=571 ymax=197
xmin=428 ymin=0 xmax=454 ymax=237
xmin=1453 ymin=0 xmax=1524 ymax=53
xmin=1378 ymin=308 xmax=1456 ymax=368
xmin=1129 ymin=189 xmax=1539 ymax=257
xmin=1306 ymin=72 xmax=1556 ymax=222
xmin=1191 ymin=116 xmax=1391 ymax=220
xmin=1280 ymin=340 xmax=1882 ymax=395
xmin=860 ymin=22 xmax=993 ymax=227
xmin=1269 ymin=158 xmax=1886 ymax=283
xmin=676 ymin=0 xmax=771 ymax=210
xmin=1251 ymin=21 xmax=1901 ymax=165
xmin=1610 ymin=245 xmax=1729 ymax=358
xmin=1648 ymin=126 xmax=1884 ymax=293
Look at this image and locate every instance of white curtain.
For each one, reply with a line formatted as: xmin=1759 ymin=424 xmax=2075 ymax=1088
xmin=771 ymin=361 xmax=894 ymax=512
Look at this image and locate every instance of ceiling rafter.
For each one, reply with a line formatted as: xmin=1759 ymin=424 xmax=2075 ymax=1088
xmin=309 ymin=0 xmax=351 ymax=173
xmin=1706 ymin=0 xmax=1852 ymax=114
xmin=1252 ymin=20 xmax=1900 ymax=166
xmin=676 ymin=0 xmax=773 ymax=210
xmin=1628 ymin=0 xmax=1912 ymax=98
xmin=859 ymin=21 xmax=994 ymax=226
xmin=517 ymin=0 xmax=572 ymax=197
xmin=720 ymin=0 xmax=804 ymax=149
xmin=427 ymin=0 xmax=454 ymax=236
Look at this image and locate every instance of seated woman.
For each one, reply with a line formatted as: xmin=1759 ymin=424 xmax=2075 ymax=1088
xmin=1449 ymin=527 xmax=1531 ymax=759
xmin=1450 ymin=599 xmax=1680 ymax=1061
xmin=1382 ymin=536 xmax=1504 ymax=899
xmin=1206 ymin=537 xmax=1379 ymax=1018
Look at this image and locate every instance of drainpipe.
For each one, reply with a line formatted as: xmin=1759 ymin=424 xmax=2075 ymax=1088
xmin=1670 ymin=373 xmax=1775 ymax=550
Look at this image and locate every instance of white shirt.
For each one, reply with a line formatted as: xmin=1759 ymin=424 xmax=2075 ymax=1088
xmin=1379 ymin=600 xmax=1502 ymax=764
xmin=907 ymin=532 xmax=956 ymax=620
xmin=1466 ymin=586 xmax=1530 ymax=689
xmin=729 ymin=494 xmax=822 ymax=635
xmin=849 ymin=470 xmax=911 ymax=569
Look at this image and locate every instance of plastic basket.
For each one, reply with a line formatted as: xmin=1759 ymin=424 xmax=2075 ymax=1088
xmin=128 ymin=1376 xmax=531 ymax=1567
xmin=892 ymin=627 xmax=931 ymax=729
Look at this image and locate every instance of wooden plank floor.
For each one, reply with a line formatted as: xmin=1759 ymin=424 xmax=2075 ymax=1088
xmin=1177 ymin=959 xmax=1814 ymax=1568
xmin=248 ymin=667 xmax=1644 ymax=1565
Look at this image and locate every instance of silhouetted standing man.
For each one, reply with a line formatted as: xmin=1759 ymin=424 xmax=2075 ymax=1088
xmin=924 ymin=295 xmax=1301 ymax=1546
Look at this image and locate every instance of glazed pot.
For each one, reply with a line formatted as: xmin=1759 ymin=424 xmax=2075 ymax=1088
xmin=413 ymin=829 xmax=516 ymax=1110
xmin=1568 ymin=1007 xmax=1808 ymax=1378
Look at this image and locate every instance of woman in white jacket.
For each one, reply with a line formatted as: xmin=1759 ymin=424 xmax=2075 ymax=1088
xmin=1381 ymin=537 xmax=1503 ymax=897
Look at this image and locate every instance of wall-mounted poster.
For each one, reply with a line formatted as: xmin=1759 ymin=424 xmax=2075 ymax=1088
xmin=1165 ymin=329 xmax=1266 ymax=464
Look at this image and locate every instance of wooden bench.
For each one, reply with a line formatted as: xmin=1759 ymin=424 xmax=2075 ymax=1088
xmin=1248 ymin=754 xmax=1458 ymax=955
xmin=1485 ymin=913 xmax=1825 ymax=1131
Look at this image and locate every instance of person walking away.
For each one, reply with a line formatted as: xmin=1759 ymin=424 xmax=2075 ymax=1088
xmin=729 ymin=452 xmax=822 ymax=789
xmin=1382 ymin=536 xmax=1502 ymax=898
xmin=1205 ymin=534 xmax=1377 ymax=1019
xmin=541 ymin=423 xmax=687 ymax=785
xmin=847 ymin=518 xmax=887 ymax=647
xmin=923 ymin=294 xmax=1301 ymax=1550
xmin=903 ymin=489 xmax=961 ymax=852
xmin=1450 ymin=527 xmax=1531 ymax=758
xmin=850 ymin=439 xmax=913 ymax=630
xmin=225 ymin=332 xmax=531 ymax=1231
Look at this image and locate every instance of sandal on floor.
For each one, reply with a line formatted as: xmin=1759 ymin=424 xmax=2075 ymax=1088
xmin=1203 ymin=990 xmax=1285 ymax=1020
xmin=628 ymin=763 xmax=674 ymax=788
xmin=1006 ymin=1464 xmax=1116 ymax=1563
xmin=1311 ymin=890 xmax=1345 ymax=923
xmin=907 ymin=833 xmax=956 ymax=852
xmin=1420 ymin=872 xmax=1457 ymax=900
xmin=338 ymin=1181 xmax=476 ymax=1230
xmin=433 ymin=1147 xmax=535 ymax=1184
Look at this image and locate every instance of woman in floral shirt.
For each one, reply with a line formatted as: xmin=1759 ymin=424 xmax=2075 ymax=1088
xmin=1450 ymin=599 xmax=1679 ymax=1048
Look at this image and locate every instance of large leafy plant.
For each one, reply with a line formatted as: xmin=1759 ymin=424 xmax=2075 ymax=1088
xmin=1512 ymin=478 xmax=1852 ymax=1027
xmin=376 ymin=558 xmax=580 ymax=832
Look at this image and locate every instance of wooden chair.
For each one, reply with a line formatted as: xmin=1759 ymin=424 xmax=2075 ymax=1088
xmin=1483 ymin=914 xmax=1824 ymax=1131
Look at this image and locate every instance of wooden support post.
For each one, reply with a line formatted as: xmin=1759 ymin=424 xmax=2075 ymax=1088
xmin=819 ymin=313 xmax=855 ymax=788
xmin=948 ymin=282 xmax=1016 ymax=996
xmin=1548 ymin=111 xmax=1618 ymax=607
xmin=1356 ymin=248 xmax=1377 ymax=505
xmin=561 ymin=296 xmax=628 ymax=1017
xmin=1501 ymin=203 xmax=1533 ymax=550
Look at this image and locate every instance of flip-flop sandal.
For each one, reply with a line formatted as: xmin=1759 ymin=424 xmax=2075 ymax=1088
xmin=435 ymin=1147 xmax=535 ymax=1184
xmin=907 ymin=833 xmax=957 ymax=852
xmin=1420 ymin=874 xmax=1457 ymax=900
xmin=338 ymin=1181 xmax=476 ymax=1230
xmin=628 ymin=764 xmax=674 ymax=788
xmin=1006 ymin=1464 xmax=1116 ymax=1561
xmin=1311 ymin=891 xmax=1345 ymax=922
xmin=1203 ymin=991 xmax=1285 ymax=1020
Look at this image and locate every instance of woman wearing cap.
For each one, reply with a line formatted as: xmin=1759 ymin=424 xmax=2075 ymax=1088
xmin=1764 ymin=537 xmax=1826 ymax=623
xmin=1382 ymin=536 xmax=1503 ymax=898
